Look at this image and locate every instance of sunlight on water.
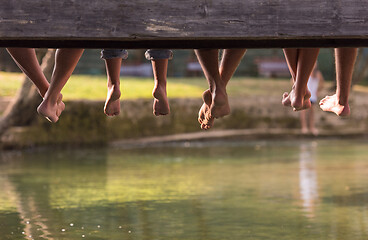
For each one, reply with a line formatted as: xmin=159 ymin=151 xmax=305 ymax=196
xmin=1 ymin=139 xmax=368 ymax=239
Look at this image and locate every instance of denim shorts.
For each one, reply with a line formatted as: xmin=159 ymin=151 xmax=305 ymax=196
xmin=145 ymin=49 xmax=173 ymax=60
xmin=101 ymin=49 xmax=173 ymax=60
xmin=100 ymin=49 xmax=128 ymax=60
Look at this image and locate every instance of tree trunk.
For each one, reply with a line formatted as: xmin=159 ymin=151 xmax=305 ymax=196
xmin=0 ymin=49 xmax=55 ymax=137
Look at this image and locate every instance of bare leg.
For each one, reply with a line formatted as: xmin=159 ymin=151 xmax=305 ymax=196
xmin=204 ymin=49 xmax=246 ymax=128
xmin=151 ymin=59 xmax=170 ymax=116
xmin=283 ymin=48 xmax=298 ymax=82
xmin=6 ymin=48 xmax=50 ymax=97
xmin=293 ymin=49 xmax=319 ymax=110
xmin=198 ymin=89 xmax=213 ymax=129
xmin=104 ymin=58 xmax=122 ymax=116
xmin=219 ymin=49 xmax=247 ymax=85
xmin=194 ymin=49 xmax=221 ymax=130
xmin=282 ymin=48 xmax=319 ymax=111
xmin=308 ymin=106 xmax=318 ymax=135
xmin=195 ymin=50 xmax=215 ymax=129
xmin=300 ymin=110 xmax=308 ymax=134
xmin=194 ymin=49 xmax=217 ymax=94
xmin=282 ymin=48 xmax=298 ymax=107
xmin=320 ymin=48 xmax=358 ymax=116
xmin=37 ymin=49 xmax=84 ymax=122
xmin=196 ymin=49 xmax=246 ymax=129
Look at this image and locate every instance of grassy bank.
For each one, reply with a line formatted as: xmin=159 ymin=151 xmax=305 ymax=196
xmin=3 ymin=72 xmax=368 ymax=149
xmin=0 ymin=71 xmax=293 ymax=100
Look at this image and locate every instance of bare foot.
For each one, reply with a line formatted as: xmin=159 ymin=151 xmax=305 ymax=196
xmin=37 ymin=95 xmax=65 ymax=123
xmin=301 ymin=127 xmax=308 ymax=134
xmin=208 ymin=87 xmax=230 ymax=119
xmin=282 ymin=86 xmax=311 ymax=111
xmin=56 ymin=94 xmax=65 ymax=117
xmin=104 ymin=84 xmax=121 ymax=116
xmin=310 ymin=128 xmax=319 ymax=136
xmin=319 ymin=94 xmax=350 ymax=116
xmin=198 ymin=89 xmax=215 ymax=130
xmin=152 ymin=85 xmax=170 ymax=116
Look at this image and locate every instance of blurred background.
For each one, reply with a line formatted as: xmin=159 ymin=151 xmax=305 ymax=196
xmin=0 ymin=48 xmax=338 ymax=79
xmin=1 ymin=48 xmax=368 ymax=148
xmin=2 ymin=49 xmax=368 ymax=239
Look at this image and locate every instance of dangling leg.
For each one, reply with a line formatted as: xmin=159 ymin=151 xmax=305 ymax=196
xmin=320 ymin=48 xmax=358 ymax=116
xmin=203 ymin=48 xmax=246 ymax=128
xmin=282 ymin=48 xmax=298 ymax=106
xmin=151 ymin=59 xmax=170 ymax=115
xmin=196 ymin=49 xmax=246 ymax=129
xmin=104 ymin=57 xmax=122 ymax=116
xmin=7 ymin=48 xmax=50 ymax=97
xmin=146 ymin=49 xmax=172 ymax=116
xmin=195 ymin=49 xmax=220 ymax=129
xmin=219 ymin=49 xmax=247 ymax=85
xmin=37 ymin=49 xmax=84 ymax=122
xmin=308 ymin=105 xmax=318 ymax=136
xmin=101 ymin=49 xmax=128 ymax=116
xmin=283 ymin=48 xmax=319 ymax=111
xmin=196 ymin=49 xmax=230 ymax=119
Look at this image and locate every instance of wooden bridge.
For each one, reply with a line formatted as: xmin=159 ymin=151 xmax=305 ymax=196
xmin=0 ymin=0 xmax=368 ymax=48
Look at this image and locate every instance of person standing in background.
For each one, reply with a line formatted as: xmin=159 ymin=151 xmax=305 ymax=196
xmin=300 ymin=63 xmax=324 ymax=135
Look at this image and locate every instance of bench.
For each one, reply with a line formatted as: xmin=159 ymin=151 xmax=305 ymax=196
xmin=1 ymin=0 xmax=368 ymax=49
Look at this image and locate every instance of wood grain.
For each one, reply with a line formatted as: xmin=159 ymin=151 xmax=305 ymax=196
xmin=1 ymin=0 xmax=368 ymax=48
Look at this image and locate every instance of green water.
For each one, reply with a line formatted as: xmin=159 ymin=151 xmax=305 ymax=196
xmin=1 ymin=139 xmax=368 ymax=240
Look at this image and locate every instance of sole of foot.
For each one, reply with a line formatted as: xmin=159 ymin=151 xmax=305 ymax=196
xmin=198 ymin=89 xmax=214 ymax=130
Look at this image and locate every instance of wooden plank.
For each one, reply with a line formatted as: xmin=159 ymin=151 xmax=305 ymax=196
xmin=0 ymin=0 xmax=368 ymax=48
xmin=1 ymin=39 xmax=368 ymax=49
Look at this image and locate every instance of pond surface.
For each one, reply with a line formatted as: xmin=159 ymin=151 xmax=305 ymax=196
xmin=1 ymin=139 xmax=368 ymax=240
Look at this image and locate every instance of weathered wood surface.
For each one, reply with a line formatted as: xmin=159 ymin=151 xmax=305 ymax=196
xmin=1 ymin=0 xmax=368 ymax=48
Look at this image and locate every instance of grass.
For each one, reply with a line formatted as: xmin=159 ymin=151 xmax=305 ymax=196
xmin=0 ymin=72 xmax=24 ymax=97
xmin=7 ymin=71 xmax=364 ymax=100
xmin=64 ymin=75 xmax=208 ymax=100
xmin=0 ymin=72 xmax=207 ymax=100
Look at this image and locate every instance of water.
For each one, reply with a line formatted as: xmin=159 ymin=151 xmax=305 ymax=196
xmin=1 ymin=139 xmax=368 ymax=240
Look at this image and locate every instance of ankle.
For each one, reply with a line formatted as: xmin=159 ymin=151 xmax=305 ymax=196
xmin=336 ymin=94 xmax=348 ymax=106
xmin=152 ymin=85 xmax=167 ymax=99
xmin=215 ymin=87 xmax=227 ymax=97
xmin=43 ymin=94 xmax=59 ymax=105
xmin=107 ymin=79 xmax=120 ymax=89
xmin=338 ymin=98 xmax=348 ymax=106
xmin=153 ymin=84 xmax=164 ymax=93
xmin=154 ymin=77 xmax=167 ymax=86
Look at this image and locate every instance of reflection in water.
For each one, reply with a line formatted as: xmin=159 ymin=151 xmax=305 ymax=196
xmin=0 ymin=149 xmax=108 ymax=240
xmin=299 ymin=142 xmax=319 ymax=218
xmin=1 ymin=140 xmax=368 ymax=239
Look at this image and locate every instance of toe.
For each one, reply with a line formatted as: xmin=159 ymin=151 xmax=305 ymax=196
xmin=282 ymin=92 xmax=291 ymax=106
xmin=48 ymin=115 xmax=59 ymax=123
